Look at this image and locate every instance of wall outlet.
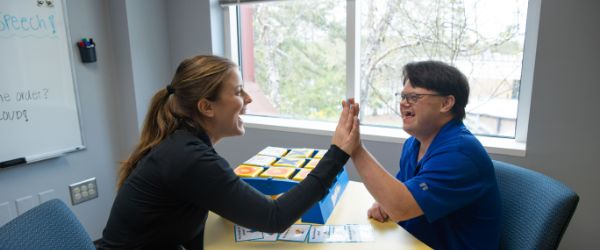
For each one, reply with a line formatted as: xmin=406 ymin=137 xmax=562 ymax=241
xmin=15 ymin=196 xmax=35 ymax=215
xmin=69 ymin=177 xmax=98 ymax=205
xmin=0 ymin=202 xmax=12 ymax=227
xmin=38 ymin=189 xmax=56 ymax=204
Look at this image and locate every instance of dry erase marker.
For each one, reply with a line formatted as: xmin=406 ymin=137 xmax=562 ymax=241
xmin=0 ymin=157 xmax=26 ymax=168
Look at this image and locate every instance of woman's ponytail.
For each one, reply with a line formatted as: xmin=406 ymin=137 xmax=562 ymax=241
xmin=116 ymin=87 xmax=179 ymax=188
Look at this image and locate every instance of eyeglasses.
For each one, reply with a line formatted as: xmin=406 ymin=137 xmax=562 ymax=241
xmin=395 ymin=92 xmax=445 ymax=104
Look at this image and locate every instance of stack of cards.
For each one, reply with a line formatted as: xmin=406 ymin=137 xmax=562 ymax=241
xmin=285 ymin=148 xmax=315 ymax=158
xmin=259 ymin=167 xmax=295 ymax=179
xmin=243 ymin=155 xmax=277 ymax=166
xmin=313 ymin=149 xmax=327 ymax=159
xmin=233 ymin=165 xmax=264 ymax=178
xmin=257 ymin=146 xmax=289 ymax=157
xmin=292 ymin=168 xmax=312 ymax=181
xmin=273 ymin=158 xmax=306 ymax=168
xmin=304 ymin=158 xmax=320 ymax=169
xmin=236 ymin=146 xmax=322 ymax=181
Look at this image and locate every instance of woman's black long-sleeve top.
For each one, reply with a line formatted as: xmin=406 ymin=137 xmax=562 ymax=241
xmin=100 ymin=128 xmax=349 ymax=249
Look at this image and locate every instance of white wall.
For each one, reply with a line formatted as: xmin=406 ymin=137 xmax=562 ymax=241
xmin=166 ymin=0 xmax=224 ymax=70
xmin=108 ymin=0 xmax=140 ymax=160
xmin=126 ymin=0 xmax=172 ymax=130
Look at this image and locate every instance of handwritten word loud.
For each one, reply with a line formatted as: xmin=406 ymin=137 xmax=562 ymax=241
xmin=0 ymin=109 xmax=29 ymax=122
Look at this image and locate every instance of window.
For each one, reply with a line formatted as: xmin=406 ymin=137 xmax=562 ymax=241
xmin=229 ymin=0 xmax=347 ymax=122
xmin=222 ymin=0 xmax=535 ymax=142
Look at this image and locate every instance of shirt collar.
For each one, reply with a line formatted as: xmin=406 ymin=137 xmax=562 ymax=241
xmin=175 ymin=123 xmax=213 ymax=147
xmin=195 ymin=127 xmax=213 ymax=147
xmin=418 ymin=119 xmax=464 ymax=162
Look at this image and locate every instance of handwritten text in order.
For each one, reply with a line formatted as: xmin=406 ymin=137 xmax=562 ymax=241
xmin=0 ymin=92 xmax=10 ymax=103
xmin=0 ymin=89 xmax=49 ymax=104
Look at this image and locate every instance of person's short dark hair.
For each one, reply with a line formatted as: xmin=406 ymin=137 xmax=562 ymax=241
xmin=402 ymin=60 xmax=469 ymax=120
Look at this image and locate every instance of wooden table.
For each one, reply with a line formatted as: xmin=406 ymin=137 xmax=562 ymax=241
xmin=204 ymin=181 xmax=431 ymax=249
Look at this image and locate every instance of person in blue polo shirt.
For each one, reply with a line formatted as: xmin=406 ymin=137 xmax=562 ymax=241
xmin=348 ymin=60 xmax=501 ymax=249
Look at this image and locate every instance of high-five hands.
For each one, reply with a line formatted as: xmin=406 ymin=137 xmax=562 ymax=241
xmin=331 ymin=98 xmax=361 ymax=155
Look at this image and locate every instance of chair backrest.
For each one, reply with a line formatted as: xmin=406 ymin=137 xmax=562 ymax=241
xmin=493 ymin=160 xmax=579 ymax=250
xmin=0 ymin=199 xmax=95 ymax=250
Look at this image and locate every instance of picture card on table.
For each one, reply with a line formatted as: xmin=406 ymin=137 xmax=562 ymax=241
xmin=277 ymin=224 xmax=312 ymax=242
xmin=234 ymin=225 xmax=264 ymax=242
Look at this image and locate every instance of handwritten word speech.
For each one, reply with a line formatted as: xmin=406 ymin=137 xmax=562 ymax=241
xmin=0 ymin=12 xmax=56 ymax=35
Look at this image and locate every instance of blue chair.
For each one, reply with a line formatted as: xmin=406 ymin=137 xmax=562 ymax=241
xmin=0 ymin=199 xmax=95 ymax=250
xmin=493 ymin=160 xmax=579 ymax=250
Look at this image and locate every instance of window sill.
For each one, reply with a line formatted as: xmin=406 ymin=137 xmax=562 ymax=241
xmin=241 ymin=115 xmax=526 ymax=157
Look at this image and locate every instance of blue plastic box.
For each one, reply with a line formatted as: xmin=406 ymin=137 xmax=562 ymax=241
xmin=241 ymin=167 xmax=349 ymax=224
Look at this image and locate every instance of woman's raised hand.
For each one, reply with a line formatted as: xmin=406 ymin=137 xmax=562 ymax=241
xmin=331 ymin=98 xmax=361 ymax=155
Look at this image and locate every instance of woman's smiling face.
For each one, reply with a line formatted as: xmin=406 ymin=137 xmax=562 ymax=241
xmin=205 ymin=69 xmax=253 ymax=141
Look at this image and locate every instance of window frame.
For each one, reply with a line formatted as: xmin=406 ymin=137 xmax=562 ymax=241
xmin=221 ymin=0 xmax=541 ymax=157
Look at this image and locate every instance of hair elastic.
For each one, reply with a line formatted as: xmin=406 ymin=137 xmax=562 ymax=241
xmin=166 ymin=85 xmax=175 ymax=95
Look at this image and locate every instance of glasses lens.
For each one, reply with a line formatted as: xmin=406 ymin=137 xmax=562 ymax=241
xmin=407 ymin=94 xmax=418 ymax=104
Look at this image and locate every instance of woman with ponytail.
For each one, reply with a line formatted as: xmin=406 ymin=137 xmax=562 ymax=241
xmin=99 ymin=55 xmax=360 ymax=250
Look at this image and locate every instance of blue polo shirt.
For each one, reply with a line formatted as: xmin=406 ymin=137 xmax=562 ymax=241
xmin=396 ymin=120 xmax=501 ymax=250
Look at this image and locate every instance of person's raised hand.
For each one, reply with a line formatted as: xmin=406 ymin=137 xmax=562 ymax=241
xmin=331 ymin=98 xmax=361 ymax=155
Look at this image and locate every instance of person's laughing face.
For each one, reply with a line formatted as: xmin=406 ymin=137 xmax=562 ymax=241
xmin=400 ymin=82 xmax=447 ymax=139
xmin=208 ymin=69 xmax=253 ymax=140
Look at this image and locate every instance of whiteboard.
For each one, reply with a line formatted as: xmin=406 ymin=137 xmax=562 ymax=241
xmin=0 ymin=0 xmax=84 ymax=166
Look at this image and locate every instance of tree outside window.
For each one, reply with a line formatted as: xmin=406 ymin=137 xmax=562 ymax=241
xmin=237 ymin=0 xmax=528 ymax=138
